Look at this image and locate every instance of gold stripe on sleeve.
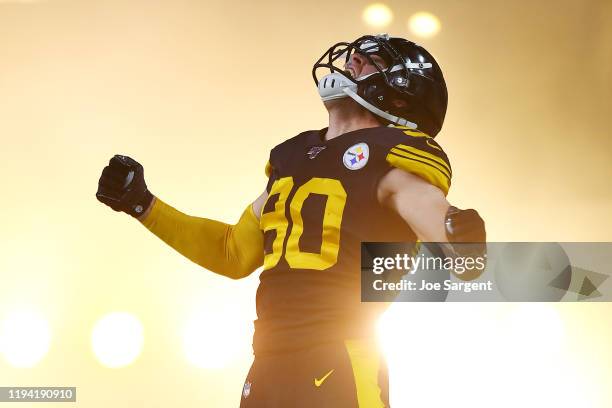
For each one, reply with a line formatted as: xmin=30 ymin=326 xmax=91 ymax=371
xmin=393 ymin=144 xmax=451 ymax=176
xmin=390 ymin=148 xmax=451 ymax=180
xmin=386 ymin=152 xmax=451 ymax=195
xmin=402 ymin=129 xmax=429 ymax=137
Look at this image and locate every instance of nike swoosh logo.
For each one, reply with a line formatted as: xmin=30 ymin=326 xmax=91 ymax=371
xmin=314 ymin=369 xmax=334 ymax=387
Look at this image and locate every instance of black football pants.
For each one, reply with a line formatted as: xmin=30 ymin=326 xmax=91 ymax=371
xmin=239 ymin=339 xmax=389 ymax=408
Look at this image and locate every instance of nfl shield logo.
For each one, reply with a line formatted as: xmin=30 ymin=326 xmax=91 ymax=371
xmin=342 ymin=142 xmax=369 ymax=170
xmin=242 ymin=381 xmax=252 ymax=399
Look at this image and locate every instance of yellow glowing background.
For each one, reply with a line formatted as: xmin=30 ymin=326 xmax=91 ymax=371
xmin=0 ymin=0 xmax=611 ymax=407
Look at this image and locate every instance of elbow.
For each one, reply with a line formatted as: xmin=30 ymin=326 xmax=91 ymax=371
xmin=207 ymin=262 xmax=256 ymax=280
xmin=230 ymin=258 xmax=263 ymax=279
xmin=226 ymin=256 xmax=263 ymax=280
xmin=226 ymin=267 xmax=253 ymax=280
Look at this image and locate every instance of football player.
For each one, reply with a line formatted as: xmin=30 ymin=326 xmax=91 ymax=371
xmin=96 ymin=34 xmax=485 ymax=407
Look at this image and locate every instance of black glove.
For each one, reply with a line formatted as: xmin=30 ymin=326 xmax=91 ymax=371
xmin=96 ymin=155 xmax=154 ymax=218
xmin=445 ymin=206 xmax=486 ymax=243
xmin=444 ymin=206 xmax=487 ymax=281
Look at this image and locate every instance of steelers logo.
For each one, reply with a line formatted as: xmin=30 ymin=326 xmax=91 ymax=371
xmin=343 ymin=142 xmax=369 ymax=170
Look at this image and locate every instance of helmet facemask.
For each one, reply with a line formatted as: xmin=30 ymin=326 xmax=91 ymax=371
xmin=312 ymin=34 xmax=448 ymax=136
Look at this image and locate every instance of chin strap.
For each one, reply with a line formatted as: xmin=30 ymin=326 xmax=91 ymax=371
xmin=317 ymin=71 xmax=419 ymax=129
xmin=342 ymin=87 xmax=418 ymax=129
xmin=317 ymin=72 xmax=357 ymax=101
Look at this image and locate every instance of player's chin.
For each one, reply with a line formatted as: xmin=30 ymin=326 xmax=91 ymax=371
xmin=323 ymin=97 xmax=354 ymax=110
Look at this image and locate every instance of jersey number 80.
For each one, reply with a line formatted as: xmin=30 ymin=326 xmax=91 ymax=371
xmin=261 ymin=177 xmax=347 ymax=271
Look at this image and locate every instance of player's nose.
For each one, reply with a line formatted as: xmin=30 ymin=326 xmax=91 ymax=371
xmin=345 ymin=53 xmax=367 ymax=77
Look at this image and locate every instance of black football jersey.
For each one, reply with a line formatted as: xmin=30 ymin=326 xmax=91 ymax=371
xmin=254 ymin=125 xmax=451 ymax=355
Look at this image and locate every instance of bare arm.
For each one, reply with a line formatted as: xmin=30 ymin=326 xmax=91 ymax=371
xmin=378 ymin=168 xmax=487 ymax=281
xmin=377 ymin=168 xmax=450 ymax=242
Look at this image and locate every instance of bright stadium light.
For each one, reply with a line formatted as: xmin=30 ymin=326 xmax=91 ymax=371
xmin=0 ymin=308 xmax=51 ymax=368
xmin=91 ymin=312 xmax=144 ymax=368
xmin=363 ymin=3 xmax=393 ymax=28
xmin=378 ymin=303 xmax=589 ymax=408
xmin=503 ymin=303 xmax=566 ymax=355
xmin=182 ymin=309 xmax=252 ymax=369
xmin=408 ymin=11 xmax=441 ymax=38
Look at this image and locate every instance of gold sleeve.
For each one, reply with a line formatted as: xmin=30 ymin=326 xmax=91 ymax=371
xmin=386 ymin=143 xmax=452 ymax=195
xmin=141 ymin=198 xmax=263 ymax=279
xmin=265 ymin=160 xmax=273 ymax=177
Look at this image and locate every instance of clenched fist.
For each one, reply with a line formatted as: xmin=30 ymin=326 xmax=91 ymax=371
xmin=444 ymin=206 xmax=487 ymax=281
xmin=96 ymin=155 xmax=154 ymax=218
xmin=445 ymin=206 xmax=486 ymax=243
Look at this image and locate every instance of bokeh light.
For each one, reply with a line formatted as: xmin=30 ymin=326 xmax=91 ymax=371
xmin=362 ymin=3 xmax=393 ymax=28
xmin=408 ymin=11 xmax=442 ymax=38
xmin=91 ymin=312 xmax=144 ymax=368
xmin=0 ymin=308 xmax=51 ymax=368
